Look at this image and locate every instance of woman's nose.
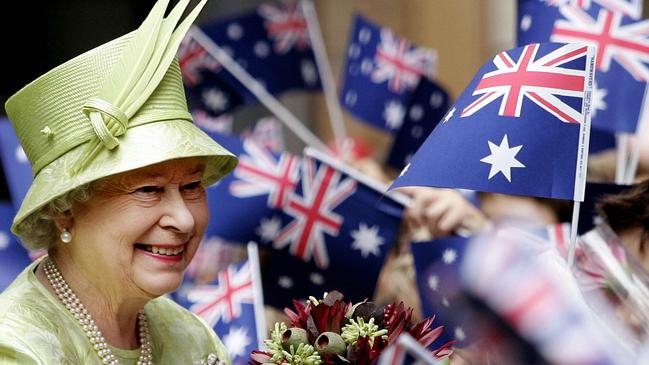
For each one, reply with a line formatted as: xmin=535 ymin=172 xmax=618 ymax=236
xmin=158 ymin=189 xmax=195 ymax=234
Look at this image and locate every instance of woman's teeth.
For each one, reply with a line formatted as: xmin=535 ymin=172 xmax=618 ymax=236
xmin=143 ymin=245 xmax=184 ymax=256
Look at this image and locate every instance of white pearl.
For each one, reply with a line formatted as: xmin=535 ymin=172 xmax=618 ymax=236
xmin=44 ymin=258 xmax=153 ymax=365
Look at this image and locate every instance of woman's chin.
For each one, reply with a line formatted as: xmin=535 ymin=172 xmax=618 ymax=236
xmin=135 ymin=273 xmax=184 ymax=298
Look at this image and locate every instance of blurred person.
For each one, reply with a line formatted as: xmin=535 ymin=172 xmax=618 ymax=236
xmin=596 ymin=179 xmax=649 ymax=271
xmin=0 ymin=1 xmax=238 ymax=364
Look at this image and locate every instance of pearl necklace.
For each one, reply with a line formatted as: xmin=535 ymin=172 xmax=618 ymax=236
xmin=43 ymin=257 xmax=153 ymax=365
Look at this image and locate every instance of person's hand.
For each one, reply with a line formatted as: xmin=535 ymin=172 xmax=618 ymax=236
xmin=400 ymin=187 xmax=490 ymax=238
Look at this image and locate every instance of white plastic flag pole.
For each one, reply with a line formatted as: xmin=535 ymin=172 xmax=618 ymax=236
xmin=567 ymin=201 xmax=581 ymax=267
xmin=615 ymin=133 xmax=629 ymax=184
xmin=246 ymin=242 xmax=267 ymax=351
xmin=300 ymin=0 xmax=348 ymax=149
xmin=569 ymin=45 xmax=594 ymax=267
xmin=189 ymin=26 xmax=331 ymax=153
xmin=625 ymin=84 xmax=649 ymax=184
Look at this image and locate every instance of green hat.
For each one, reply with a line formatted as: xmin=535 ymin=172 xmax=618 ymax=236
xmin=5 ymin=0 xmax=238 ymax=246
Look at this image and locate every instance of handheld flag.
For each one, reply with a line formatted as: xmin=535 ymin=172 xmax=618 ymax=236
xmin=339 ymin=13 xmax=437 ymax=133
xmin=391 ymin=42 xmax=595 ymax=201
xmin=0 ymin=119 xmax=33 ymax=211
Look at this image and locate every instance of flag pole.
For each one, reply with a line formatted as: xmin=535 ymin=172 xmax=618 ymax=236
xmin=615 ymin=133 xmax=629 ymax=184
xmin=567 ymin=201 xmax=581 ymax=267
xmin=624 ymin=83 xmax=649 ymax=184
xmin=300 ymin=0 xmax=348 ymax=150
xmin=247 ymin=242 xmax=267 ymax=350
xmin=189 ymin=27 xmax=331 ymax=153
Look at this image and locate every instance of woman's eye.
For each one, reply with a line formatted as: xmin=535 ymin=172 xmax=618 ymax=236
xmin=135 ymin=186 xmax=161 ymax=194
xmin=182 ymin=181 xmax=203 ymax=191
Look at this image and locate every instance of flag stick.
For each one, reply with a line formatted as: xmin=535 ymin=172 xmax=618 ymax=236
xmin=300 ymin=0 xmax=348 ymax=149
xmin=567 ymin=200 xmax=581 ymax=267
xmin=246 ymin=242 xmax=267 ymax=350
xmin=624 ymin=83 xmax=649 ymax=184
xmin=189 ymin=27 xmax=331 ymax=153
xmin=615 ymin=133 xmax=629 ymax=184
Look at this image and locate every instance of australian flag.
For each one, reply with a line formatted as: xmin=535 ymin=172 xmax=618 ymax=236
xmin=0 ymin=118 xmax=33 ymax=211
xmin=392 ymin=42 xmax=595 ymax=201
xmin=261 ymin=152 xmax=404 ymax=309
xmin=412 ymin=236 xmax=472 ymax=349
xmin=174 ymin=253 xmax=265 ymax=365
xmin=202 ymin=131 xmax=300 ymax=245
xmin=0 ymin=201 xmax=31 ymax=291
xmin=518 ymin=0 xmax=649 ymax=134
xmin=385 ymin=77 xmax=452 ymax=171
xmin=339 ymin=13 xmax=437 ymax=133
xmin=179 ymin=2 xmax=321 ymax=117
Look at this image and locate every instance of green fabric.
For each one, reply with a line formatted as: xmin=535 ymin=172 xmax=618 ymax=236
xmin=0 ymin=259 xmax=231 ymax=365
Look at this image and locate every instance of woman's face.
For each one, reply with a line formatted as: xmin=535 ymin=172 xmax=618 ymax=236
xmin=65 ymin=157 xmax=209 ymax=299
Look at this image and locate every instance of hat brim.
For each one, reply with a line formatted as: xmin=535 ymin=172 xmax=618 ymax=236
xmin=12 ymin=120 xmax=237 ymax=240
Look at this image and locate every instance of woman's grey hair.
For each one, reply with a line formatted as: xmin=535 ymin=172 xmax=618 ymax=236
xmin=18 ymin=183 xmax=94 ymax=251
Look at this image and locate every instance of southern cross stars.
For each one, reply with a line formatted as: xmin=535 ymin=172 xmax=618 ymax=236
xmin=480 ymin=134 xmax=525 ymax=182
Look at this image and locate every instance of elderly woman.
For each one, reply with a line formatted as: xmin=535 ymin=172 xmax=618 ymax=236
xmin=0 ymin=1 xmax=238 ymax=364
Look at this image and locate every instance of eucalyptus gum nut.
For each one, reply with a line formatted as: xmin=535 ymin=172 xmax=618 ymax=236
xmin=315 ymin=332 xmax=347 ymax=355
xmin=282 ymin=327 xmax=309 ymax=350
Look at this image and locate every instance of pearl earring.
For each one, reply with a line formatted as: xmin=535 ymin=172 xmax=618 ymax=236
xmin=60 ymin=228 xmax=72 ymax=243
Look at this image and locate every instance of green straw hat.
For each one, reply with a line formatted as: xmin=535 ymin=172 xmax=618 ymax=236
xmin=5 ymin=0 xmax=237 ymax=246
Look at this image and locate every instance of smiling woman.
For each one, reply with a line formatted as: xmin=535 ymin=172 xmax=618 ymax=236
xmin=0 ymin=0 xmax=238 ymax=364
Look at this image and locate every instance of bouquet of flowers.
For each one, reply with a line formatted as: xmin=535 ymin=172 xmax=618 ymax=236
xmin=251 ymin=291 xmax=452 ymax=365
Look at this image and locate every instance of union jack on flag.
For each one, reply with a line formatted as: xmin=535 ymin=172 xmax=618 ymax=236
xmin=259 ymin=3 xmax=310 ymax=54
xmin=519 ymin=0 xmax=649 ymax=133
xmin=371 ymin=29 xmax=437 ymax=93
xmin=461 ymin=43 xmax=591 ymax=124
xmin=273 ymin=157 xmax=357 ymax=269
xmin=186 ymin=260 xmax=254 ymax=326
xmin=178 ymin=36 xmax=221 ymax=86
xmin=544 ymin=0 xmax=643 ymax=19
xmin=551 ymin=6 xmax=649 ymax=81
xmin=230 ymin=139 xmax=300 ymax=209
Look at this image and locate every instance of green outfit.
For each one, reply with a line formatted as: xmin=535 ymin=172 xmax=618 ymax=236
xmin=0 ymin=259 xmax=231 ymax=365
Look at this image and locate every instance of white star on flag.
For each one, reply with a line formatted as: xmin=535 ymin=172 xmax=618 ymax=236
xmin=383 ymin=100 xmax=406 ymax=130
xmin=409 ymin=104 xmax=424 ymax=121
xmin=223 ymin=326 xmax=251 ymax=359
xmin=480 ymin=134 xmax=525 ymax=182
xmin=278 ymin=275 xmax=293 ymax=289
xmin=592 ymin=81 xmax=608 ymax=119
xmin=227 ymin=23 xmax=243 ymax=40
xmin=256 ymin=216 xmax=282 ymax=243
xmin=350 ymin=223 xmax=385 ymax=258
xmin=0 ymin=232 xmax=9 ymax=250
xmin=442 ymin=248 xmax=457 ymax=264
xmin=427 ymin=275 xmax=439 ymax=291
xmin=454 ymin=326 xmax=466 ymax=341
xmin=202 ymin=88 xmax=229 ymax=113
xmin=520 ymin=14 xmax=532 ymax=32
xmin=309 ymin=272 xmax=325 ymax=285
xmin=442 ymin=107 xmax=455 ymax=123
xmin=301 ymin=59 xmax=318 ymax=86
